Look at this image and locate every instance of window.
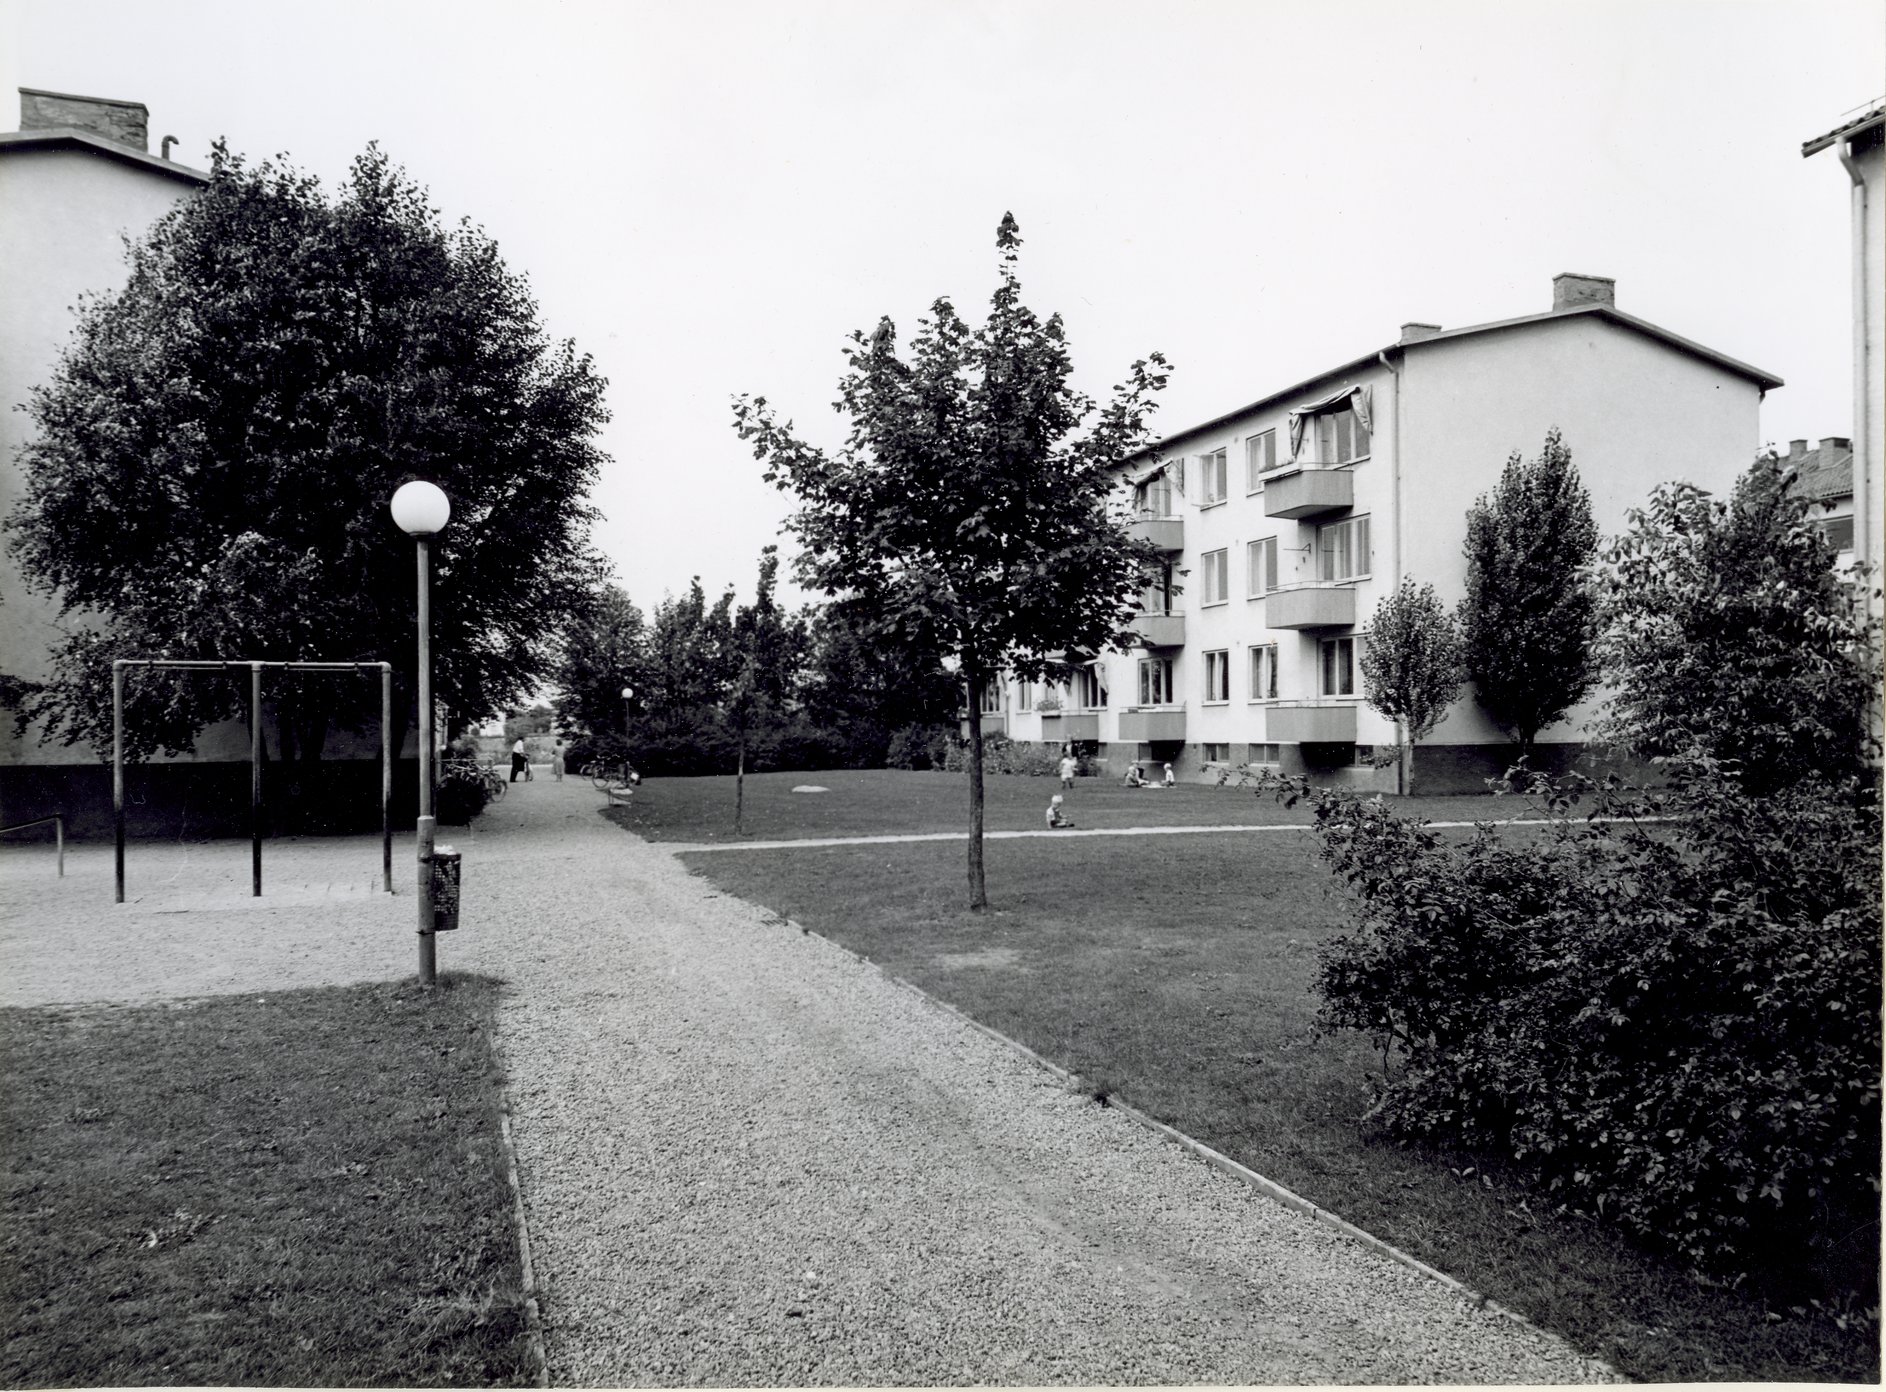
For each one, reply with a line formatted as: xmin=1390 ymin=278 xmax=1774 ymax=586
xmin=1319 ymin=636 xmax=1359 ymax=697
xmin=1073 ymin=665 xmax=1105 ymax=710
xmin=1138 ymin=657 xmax=1175 ymax=705
xmin=1248 ymin=643 xmax=1279 ymax=701
xmin=1247 ymin=742 xmax=1281 ymax=766
xmin=1203 ymin=742 xmax=1229 ymax=762
xmin=1245 ymin=429 xmax=1279 ymax=487
xmin=1200 ymin=448 xmax=1228 ymax=505
xmin=1204 ymin=650 xmax=1230 ymax=702
xmin=1014 ymin=678 xmax=1033 ymax=711
xmin=1818 ymin=515 xmax=1856 ymax=552
xmin=1140 ymin=561 xmax=1174 ymax=615
xmin=1315 ymin=515 xmax=1371 ymax=582
xmin=1201 ymin=548 xmax=1228 ymax=605
xmin=1134 ymin=472 xmax=1174 ymax=518
xmin=1314 ymin=405 xmax=1371 ymax=463
xmin=979 ymin=677 xmax=1004 ymax=713
xmin=1246 ymin=537 xmax=1279 ymax=597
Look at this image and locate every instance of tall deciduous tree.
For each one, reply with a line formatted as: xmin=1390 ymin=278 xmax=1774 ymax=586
xmin=799 ymin=601 xmax=960 ymax=765
xmin=6 ymin=142 xmax=607 ymax=763
xmin=1459 ymin=428 xmax=1598 ymax=752
xmin=1593 ymin=452 xmax=1878 ymax=795
xmin=552 ymin=582 xmax=647 ymax=742
xmin=734 ymin=214 xmax=1168 ymax=907
xmin=727 ymin=546 xmax=805 ymax=832
xmin=641 ymin=578 xmax=735 ymax=733
xmin=1359 ymin=578 xmax=1462 ymax=794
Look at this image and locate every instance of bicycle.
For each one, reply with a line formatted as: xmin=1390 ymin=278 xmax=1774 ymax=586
xmin=582 ymin=760 xmax=639 ymax=793
xmin=442 ymin=757 xmax=506 ymax=801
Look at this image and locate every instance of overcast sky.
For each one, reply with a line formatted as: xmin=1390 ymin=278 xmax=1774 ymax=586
xmin=6 ymin=0 xmax=1883 ymax=613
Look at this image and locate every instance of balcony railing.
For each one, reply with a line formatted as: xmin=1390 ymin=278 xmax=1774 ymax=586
xmin=1117 ymin=706 xmax=1186 ymax=741
xmin=1039 ymin=711 xmax=1101 ymax=741
xmin=1134 ymin=611 xmax=1185 ymax=647
xmin=1264 ymin=583 xmax=1357 ymax=629
xmin=1266 ymin=702 xmax=1356 ymax=743
xmin=958 ymin=712 xmax=1007 ymax=738
xmin=1262 ymin=467 xmax=1353 ymax=519
xmin=1127 ymin=515 xmax=1184 ymax=553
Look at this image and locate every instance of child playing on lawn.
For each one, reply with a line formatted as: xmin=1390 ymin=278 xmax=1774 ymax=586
xmin=1046 ymin=794 xmax=1075 ymax=829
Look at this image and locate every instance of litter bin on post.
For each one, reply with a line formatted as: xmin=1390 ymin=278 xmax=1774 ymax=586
xmin=431 ymin=845 xmax=462 ymax=933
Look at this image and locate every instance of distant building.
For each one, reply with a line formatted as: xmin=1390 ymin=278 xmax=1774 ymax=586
xmin=984 ymin=274 xmax=1782 ymax=792
xmin=1782 ymin=436 xmax=1856 ymax=563
xmin=1803 ymin=97 xmax=1884 ymax=576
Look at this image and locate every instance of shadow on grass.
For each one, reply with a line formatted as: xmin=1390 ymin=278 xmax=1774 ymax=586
xmin=0 ymin=974 xmax=534 ymax=1388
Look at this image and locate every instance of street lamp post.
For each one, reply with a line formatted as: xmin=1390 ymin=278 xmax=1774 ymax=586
xmin=621 ymin=685 xmax=634 ymax=740
xmin=391 ymin=480 xmax=451 ymax=986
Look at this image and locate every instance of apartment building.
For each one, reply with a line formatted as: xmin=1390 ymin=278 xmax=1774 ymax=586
xmin=994 ymin=274 xmax=1782 ymax=793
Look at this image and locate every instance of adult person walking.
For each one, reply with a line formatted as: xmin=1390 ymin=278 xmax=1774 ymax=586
xmin=1058 ymin=748 xmax=1077 ymax=790
xmin=551 ymin=739 xmax=567 ymax=782
xmin=511 ymin=736 xmax=531 ymax=783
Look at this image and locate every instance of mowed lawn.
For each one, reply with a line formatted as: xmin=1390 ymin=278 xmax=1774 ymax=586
xmin=0 ymin=977 xmax=534 ymax=1388
xmin=609 ymin=765 xmax=1515 ymax=843
xmin=615 ymin=769 xmax=1874 ymax=1385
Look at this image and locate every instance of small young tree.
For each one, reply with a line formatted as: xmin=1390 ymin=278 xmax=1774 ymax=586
xmin=1593 ymin=452 xmax=1878 ymax=794
xmin=1459 ymin=428 xmax=1598 ymax=753
xmin=734 ymin=214 xmax=1168 ymax=907
xmin=1359 ymin=578 xmax=1462 ymax=794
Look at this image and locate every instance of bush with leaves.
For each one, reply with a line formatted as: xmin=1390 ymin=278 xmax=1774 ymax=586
xmin=1281 ymin=760 xmax=1880 ymax=1297
xmin=885 ymin=724 xmax=954 ymax=770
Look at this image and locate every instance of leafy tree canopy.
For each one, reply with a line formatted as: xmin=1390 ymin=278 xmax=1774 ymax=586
xmin=1459 ymin=428 xmax=1598 ymax=749
xmin=1593 ymin=452 xmax=1878 ymax=794
xmin=552 ymin=582 xmax=647 ymax=742
xmin=733 ymin=214 xmax=1168 ymax=906
xmin=1359 ymin=577 xmax=1462 ymax=793
xmin=6 ymin=141 xmax=608 ymax=761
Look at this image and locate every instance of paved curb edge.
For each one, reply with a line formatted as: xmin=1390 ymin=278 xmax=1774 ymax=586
xmin=499 ymin=1102 xmax=551 ymax=1388
xmin=770 ymin=909 xmax=1618 ymax=1379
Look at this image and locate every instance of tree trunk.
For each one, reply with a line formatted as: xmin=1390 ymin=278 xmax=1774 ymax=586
xmin=966 ymin=674 xmax=986 ymax=910
xmin=735 ymin=730 xmax=746 ymax=834
xmin=1398 ymin=718 xmax=1411 ymax=797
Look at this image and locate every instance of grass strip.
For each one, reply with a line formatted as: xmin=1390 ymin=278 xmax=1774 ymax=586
xmin=0 ymin=975 xmax=533 ymax=1388
xmin=679 ymin=830 xmax=1877 ymax=1384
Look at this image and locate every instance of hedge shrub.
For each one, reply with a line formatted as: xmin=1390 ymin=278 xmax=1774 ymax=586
xmin=1282 ymin=757 xmax=1880 ymax=1298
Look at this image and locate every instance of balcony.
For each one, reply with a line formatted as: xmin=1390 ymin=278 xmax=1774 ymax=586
xmin=1264 ymin=584 xmax=1356 ymax=629
xmin=1266 ymin=702 xmax=1356 ymax=743
xmin=1262 ymin=467 xmax=1353 ymax=519
xmin=1134 ymin=611 xmax=1185 ymax=647
xmin=1117 ymin=707 xmax=1186 ymax=741
xmin=1040 ymin=711 xmax=1101 ymax=741
xmin=958 ymin=712 xmax=1006 ymax=739
xmin=1127 ymin=515 xmax=1184 ymax=553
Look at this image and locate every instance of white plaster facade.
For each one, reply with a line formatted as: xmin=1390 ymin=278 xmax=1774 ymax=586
xmin=1803 ymin=98 xmax=1884 ymax=581
xmin=994 ymin=276 xmax=1780 ymax=792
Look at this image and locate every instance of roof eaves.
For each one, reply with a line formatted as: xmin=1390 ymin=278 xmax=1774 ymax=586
xmin=1125 ymin=347 xmax=1391 ymax=463
xmin=0 ymin=128 xmax=209 ymax=186
xmin=1803 ymin=98 xmax=1886 ymax=156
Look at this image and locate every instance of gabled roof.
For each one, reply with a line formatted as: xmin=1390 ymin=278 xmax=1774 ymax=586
xmin=0 ymin=127 xmax=209 ymax=188
xmin=1803 ymin=97 xmax=1886 ymax=157
xmin=1132 ymin=300 xmax=1784 ymax=459
xmin=1786 ymin=442 xmax=1854 ymax=504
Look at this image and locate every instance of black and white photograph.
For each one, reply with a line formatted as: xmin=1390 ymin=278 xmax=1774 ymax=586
xmin=0 ymin=0 xmax=1881 ymax=1384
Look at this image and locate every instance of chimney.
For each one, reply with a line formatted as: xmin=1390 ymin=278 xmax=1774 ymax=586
xmin=1552 ymin=273 xmax=1616 ymax=312
xmin=1820 ymin=436 xmax=1852 ymax=453
xmin=1399 ymin=322 xmax=1442 ymax=344
xmin=19 ymin=87 xmax=149 ymax=152
xmin=1789 ymin=439 xmax=1808 ymax=458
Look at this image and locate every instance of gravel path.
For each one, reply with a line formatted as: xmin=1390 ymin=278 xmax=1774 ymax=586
xmin=1 ymin=779 xmax=1619 ymax=1385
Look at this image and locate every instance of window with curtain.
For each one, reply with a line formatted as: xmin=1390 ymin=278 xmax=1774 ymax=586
xmin=1315 ymin=407 xmax=1371 ymax=464
xmin=1204 ymin=650 xmax=1230 ymax=702
xmin=1246 ymin=537 xmax=1279 ymax=597
xmin=1138 ymin=657 xmax=1174 ymax=706
xmin=1200 ymin=449 xmax=1228 ymax=504
xmin=1315 ymin=515 xmax=1371 ymax=582
xmin=1248 ymin=643 xmax=1279 ymax=701
xmin=1201 ymin=548 xmax=1228 ymax=604
xmin=1245 ymin=429 xmax=1279 ymax=487
xmin=1319 ymin=636 xmax=1359 ymax=697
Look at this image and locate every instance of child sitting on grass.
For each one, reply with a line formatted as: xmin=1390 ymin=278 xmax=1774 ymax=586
xmin=1046 ymin=794 xmax=1075 ymax=829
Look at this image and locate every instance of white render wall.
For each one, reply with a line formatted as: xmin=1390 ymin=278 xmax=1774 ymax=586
xmin=1397 ymin=315 xmax=1765 ymax=746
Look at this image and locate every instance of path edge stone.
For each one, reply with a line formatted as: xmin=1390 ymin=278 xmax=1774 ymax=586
xmin=499 ymin=1101 xmax=551 ymax=1388
xmin=771 ymin=910 xmax=1619 ymax=1381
